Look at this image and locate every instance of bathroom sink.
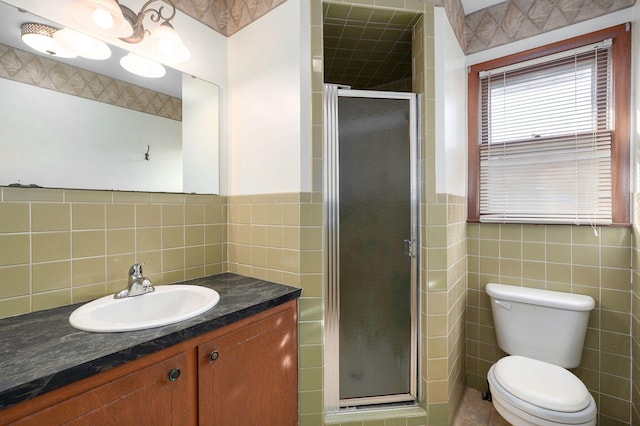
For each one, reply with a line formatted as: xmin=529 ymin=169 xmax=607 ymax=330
xmin=69 ymin=285 xmax=220 ymax=332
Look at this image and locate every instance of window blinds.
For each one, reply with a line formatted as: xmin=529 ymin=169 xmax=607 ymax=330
xmin=478 ymin=40 xmax=613 ymax=225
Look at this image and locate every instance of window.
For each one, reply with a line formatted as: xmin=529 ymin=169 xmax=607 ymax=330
xmin=468 ymin=24 xmax=631 ymax=225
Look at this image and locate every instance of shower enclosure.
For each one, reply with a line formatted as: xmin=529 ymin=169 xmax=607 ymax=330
xmin=324 ymin=85 xmax=419 ymax=410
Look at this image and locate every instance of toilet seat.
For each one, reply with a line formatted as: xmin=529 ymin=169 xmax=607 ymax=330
xmin=494 ymin=355 xmax=591 ymax=412
xmin=488 ymin=356 xmax=597 ymax=425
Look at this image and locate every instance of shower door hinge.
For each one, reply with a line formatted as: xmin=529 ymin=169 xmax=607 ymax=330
xmin=403 ymin=239 xmax=416 ymax=258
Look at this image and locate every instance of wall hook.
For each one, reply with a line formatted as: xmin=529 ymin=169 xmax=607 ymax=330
xmin=145 ymin=145 xmax=150 ymax=161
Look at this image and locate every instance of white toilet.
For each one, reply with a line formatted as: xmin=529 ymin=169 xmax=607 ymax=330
xmin=485 ymin=283 xmax=597 ymax=426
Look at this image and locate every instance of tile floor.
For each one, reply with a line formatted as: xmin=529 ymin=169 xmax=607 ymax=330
xmin=453 ymin=388 xmax=510 ymax=425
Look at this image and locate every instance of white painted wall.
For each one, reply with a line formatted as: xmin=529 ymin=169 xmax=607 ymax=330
xmin=631 ymin=4 xmax=640 ymax=194
xmin=227 ymin=0 xmax=309 ymax=195
xmin=4 ymin=0 xmax=314 ymax=196
xmin=435 ymin=7 xmax=467 ymax=197
xmin=298 ymin=1 xmax=312 ymax=194
xmin=0 ymin=78 xmax=182 ymax=192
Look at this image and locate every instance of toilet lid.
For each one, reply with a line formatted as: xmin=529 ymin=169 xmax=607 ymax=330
xmin=493 ymin=355 xmax=591 ymax=412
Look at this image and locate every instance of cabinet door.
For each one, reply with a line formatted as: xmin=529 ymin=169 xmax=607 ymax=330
xmin=10 ymin=352 xmax=193 ymax=426
xmin=198 ymin=302 xmax=298 ymax=425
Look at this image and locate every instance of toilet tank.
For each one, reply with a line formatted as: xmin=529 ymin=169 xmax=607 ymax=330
xmin=486 ymin=283 xmax=595 ymax=368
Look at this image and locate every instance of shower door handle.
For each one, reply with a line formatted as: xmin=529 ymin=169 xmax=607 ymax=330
xmin=403 ymin=239 xmax=416 ymax=258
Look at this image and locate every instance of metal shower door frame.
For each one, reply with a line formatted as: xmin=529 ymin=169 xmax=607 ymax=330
xmin=324 ymin=87 xmax=420 ymax=411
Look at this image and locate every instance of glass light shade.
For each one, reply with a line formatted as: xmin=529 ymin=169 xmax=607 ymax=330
xmin=120 ymin=52 xmax=166 ymax=78
xmin=145 ymin=23 xmax=190 ymax=64
xmin=21 ymin=23 xmax=77 ymax=58
xmin=92 ymin=7 xmax=114 ymax=29
xmin=68 ymin=0 xmax=133 ymax=38
xmin=53 ymin=28 xmax=112 ymax=60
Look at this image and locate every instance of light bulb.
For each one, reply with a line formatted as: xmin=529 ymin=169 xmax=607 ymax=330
xmin=120 ymin=53 xmax=166 ymax=78
xmin=53 ymin=28 xmax=112 ymax=60
xmin=156 ymin=38 xmax=176 ymax=57
xmin=92 ymin=8 xmax=114 ymax=29
xmin=69 ymin=0 xmax=133 ymax=38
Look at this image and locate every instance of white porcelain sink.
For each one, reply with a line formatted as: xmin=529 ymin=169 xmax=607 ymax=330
xmin=69 ymin=285 xmax=220 ymax=332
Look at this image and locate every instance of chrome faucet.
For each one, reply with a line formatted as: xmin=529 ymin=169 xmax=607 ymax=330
xmin=114 ymin=263 xmax=155 ymax=299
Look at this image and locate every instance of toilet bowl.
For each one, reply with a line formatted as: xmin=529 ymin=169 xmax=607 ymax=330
xmin=488 ymin=356 xmax=596 ymax=426
xmin=485 ymin=284 xmax=597 ymax=426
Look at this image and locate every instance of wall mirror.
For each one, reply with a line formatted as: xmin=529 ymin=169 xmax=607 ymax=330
xmin=0 ymin=0 xmax=220 ymax=194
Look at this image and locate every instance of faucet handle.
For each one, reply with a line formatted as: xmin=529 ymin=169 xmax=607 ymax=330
xmin=129 ymin=263 xmax=144 ymax=276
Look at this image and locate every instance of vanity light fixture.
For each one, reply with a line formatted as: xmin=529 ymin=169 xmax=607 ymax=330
xmin=69 ymin=0 xmax=190 ymax=64
xmin=21 ymin=23 xmax=77 ymax=58
xmin=120 ymin=52 xmax=166 ymax=78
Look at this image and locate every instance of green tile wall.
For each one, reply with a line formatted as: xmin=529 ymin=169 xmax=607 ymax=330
xmin=0 ymin=187 xmax=227 ymax=318
xmin=467 ymin=222 xmax=633 ymax=425
xmin=422 ymin=193 xmax=466 ymax=425
xmin=632 ymin=193 xmax=640 ymax=425
xmin=225 ymin=192 xmax=324 ymax=425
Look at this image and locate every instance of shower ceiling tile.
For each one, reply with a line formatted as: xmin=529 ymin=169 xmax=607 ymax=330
xmin=379 ymin=29 xmax=406 ymax=42
xmin=323 ymin=3 xmax=421 ymax=90
xmin=323 ymin=23 xmax=343 ymax=38
xmin=348 ymin=7 xmax=373 ymax=21
xmin=342 ymin=26 xmax=365 ymax=39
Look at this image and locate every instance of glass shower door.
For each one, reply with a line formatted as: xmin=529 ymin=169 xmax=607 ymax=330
xmin=329 ymin=91 xmax=418 ymax=407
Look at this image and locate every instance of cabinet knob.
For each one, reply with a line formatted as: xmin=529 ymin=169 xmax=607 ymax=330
xmin=168 ymin=368 xmax=181 ymax=381
xmin=209 ymin=351 xmax=220 ymax=362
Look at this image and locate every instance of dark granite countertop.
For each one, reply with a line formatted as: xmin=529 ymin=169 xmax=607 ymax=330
xmin=0 ymin=273 xmax=301 ymax=410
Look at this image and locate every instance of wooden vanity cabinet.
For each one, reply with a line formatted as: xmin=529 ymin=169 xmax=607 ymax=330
xmin=1 ymin=300 xmax=298 ymax=426
xmin=198 ymin=302 xmax=298 ymax=425
xmin=3 ymin=351 xmax=196 ymax=426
